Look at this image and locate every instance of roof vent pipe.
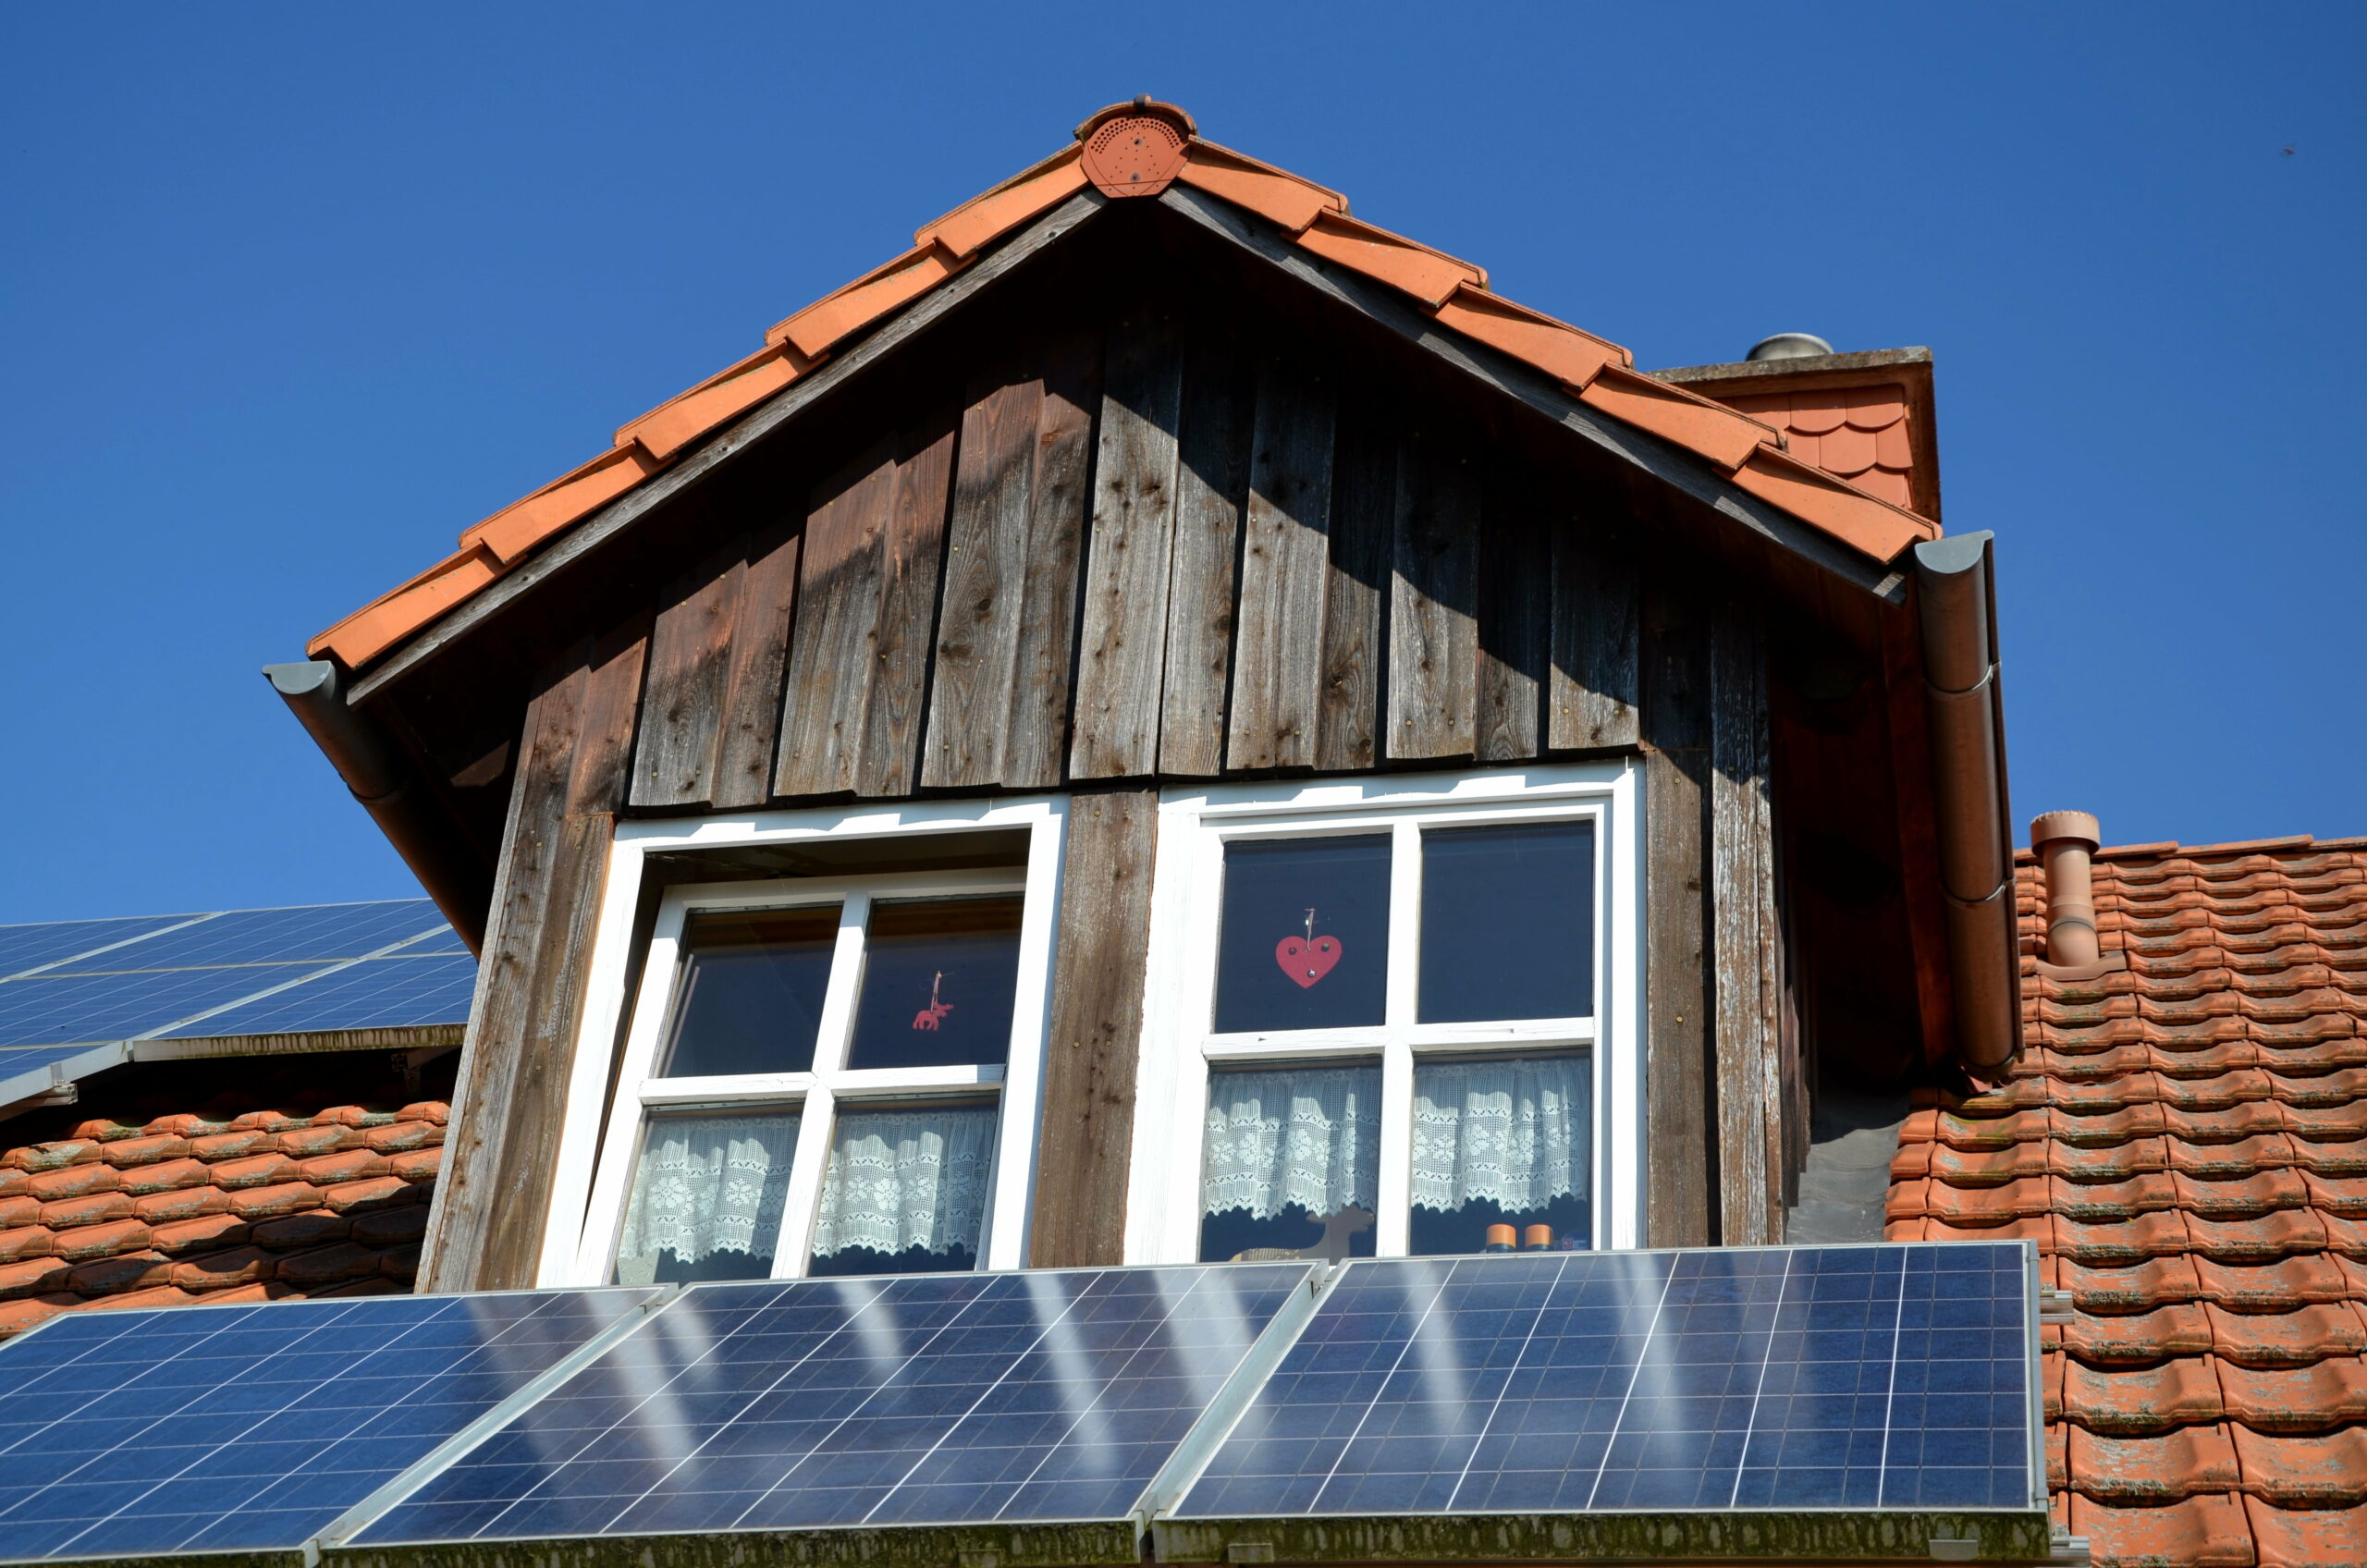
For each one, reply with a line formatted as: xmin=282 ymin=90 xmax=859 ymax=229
xmin=264 ymin=660 xmax=490 ymax=955
xmin=1911 ymin=533 xmax=2021 ymax=1070
xmin=1747 ymin=332 xmax=1835 ymax=361
xmin=2030 ymin=811 xmax=2103 ymax=968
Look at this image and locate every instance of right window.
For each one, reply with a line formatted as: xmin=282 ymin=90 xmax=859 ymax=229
xmin=1134 ymin=766 xmax=1640 ymax=1264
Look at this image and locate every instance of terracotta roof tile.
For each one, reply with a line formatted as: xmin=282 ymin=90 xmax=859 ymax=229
xmin=309 ymin=107 xmax=1938 ymax=675
xmin=0 ymin=1098 xmax=446 ymax=1340
xmin=1891 ymin=839 xmax=2367 ymax=1568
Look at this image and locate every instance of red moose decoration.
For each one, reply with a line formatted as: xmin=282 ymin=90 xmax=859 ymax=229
xmin=913 ymin=972 xmax=953 ymax=1030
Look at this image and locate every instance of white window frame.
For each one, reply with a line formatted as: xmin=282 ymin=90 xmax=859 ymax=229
xmin=535 ymin=797 xmax=1067 ymax=1286
xmin=1124 ymin=762 xmax=1645 ymax=1262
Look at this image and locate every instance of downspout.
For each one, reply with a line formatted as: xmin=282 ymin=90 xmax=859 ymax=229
xmin=264 ymin=660 xmax=491 ymax=955
xmin=1911 ymin=533 xmax=2021 ymax=1071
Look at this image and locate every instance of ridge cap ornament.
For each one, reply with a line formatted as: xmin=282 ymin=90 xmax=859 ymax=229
xmin=1274 ymin=908 xmax=1343 ymax=989
xmin=1074 ymin=97 xmax=1194 ymax=198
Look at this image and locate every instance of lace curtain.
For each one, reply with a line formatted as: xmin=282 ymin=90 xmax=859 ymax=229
xmin=1201 ymin=1066 xmax=1380 ymax=1219
xmin=810 ymin=1108 xmax=997 ymax=1258
xmin=615 ymin=1113 xmax=798 ymax=1283
xmin=1410 ymin=1056 xmax=1590 ymax=1212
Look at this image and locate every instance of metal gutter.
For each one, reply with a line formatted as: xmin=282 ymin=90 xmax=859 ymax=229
xmin=264 ymin=660 xmax=490 ymax=954
xmin=1910 ymin=533 xmax=2021 ymax=1071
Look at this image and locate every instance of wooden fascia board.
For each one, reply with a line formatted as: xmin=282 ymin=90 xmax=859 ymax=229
xmin=350 ymin=190 xmax=1112 ymax=707
xmin=1155 ymin=182 xmax=1909 ymax=606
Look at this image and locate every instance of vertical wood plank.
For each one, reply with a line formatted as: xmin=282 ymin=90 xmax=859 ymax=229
xmin=1711 ymin=598 xmax=1777 ymax=1245
xmin=855 ymin=410 xmax=957 ymax=798
xmin=1548 ymin=522 xmax=1642 ymax=751
xmin=629 ymin=547 xmax=743 ymax=807
xmin=709 ymin=519 xmax=801 ymax=811
xmin=1157 ymin=330 xmax=1255 ymax=778
xmin=570 ymin=621 xmax=651 ymax=816
xmin=926 ymin=369 xmax=1046 ymax=790
xmin=1642 ymin=579 xmax=1714 ymax=1248
xmin=1387 ymin=435 xmax=1480 ymax=760
xmin=1029 ymin=789 xmax=1159 ymax=1267
xmin=1475 ymin=475 xmax=1550 ymax=764
xmin=1001 ymin=331 xmax=1099 ymax=790
xmin=1069 ymin=314 xmax=1186 ymax=780
xmin=1316 ymin=395 xmax=1392 ymax=772
xmin=776 ymin=442 xmax=898 ymax=797
xmin=1226 ymin=360 xmax=1337 ymax=772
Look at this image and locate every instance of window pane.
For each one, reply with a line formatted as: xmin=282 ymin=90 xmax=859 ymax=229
xmin=660 ymin=908 xmax=838 ymax=1077
xmin=613 ymin=1111 xmax=798 ymax=1284
xmin=1418 ymin=821 xmax=1594 ymax=1023
xmin=845 ymin=897 xmax=1024 ymax=1070
xmin=1214 ymin=836 xmax=1391 ymax=1034
xmin=1408 ymin=1055 xmax=1591 ymax=1255
xmin=808 ymin=1106 xmax=996 ymax=1275
xmin=1199 ymin=1065 xmax=1380 ymax=1262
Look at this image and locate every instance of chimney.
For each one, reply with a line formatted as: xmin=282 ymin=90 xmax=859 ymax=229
xmin=2030 ymin=810 xmax=2103 ymax=968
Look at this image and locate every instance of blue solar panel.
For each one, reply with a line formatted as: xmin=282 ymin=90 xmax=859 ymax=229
xmin=0 ymin=1287 xmax=661 ymax=1561
xmin=161 ymin=954 xmax=478 ymax=1038
xmin=0 ymin=915 xmax=202 ymax=982
xmin=0 ymin=1043 xmax=108 ymax=1081
xmin=0 ymin=965 xmax=338 ymax=1047
xmin=44 ymin=900 xmax=445 ymax=974
xmin=1172 ymin=1244 xmax=2034 ymax=1521
xmin=359 ymin=1263 xmax=1315 ymax=1546
xmin=401 ymin=925 xmax=474 ymax=957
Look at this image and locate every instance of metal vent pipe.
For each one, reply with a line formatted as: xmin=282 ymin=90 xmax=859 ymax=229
xmin=264 ymin=660 xmax=489 ymax=954
xmin=1911 ymin=533 xmax=2021 ymax=1070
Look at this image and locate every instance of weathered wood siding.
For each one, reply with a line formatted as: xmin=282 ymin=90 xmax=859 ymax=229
xmin=424 ymin=303 xmax=1796 ymax=1281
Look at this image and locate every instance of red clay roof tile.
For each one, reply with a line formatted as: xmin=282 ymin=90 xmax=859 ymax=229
xmin=2068 ymin=1358 xmax=2228 ymax=1434
xmin=2246 ymin=1492 xmax=2367 ymax=1568
xmin=2222 ymin=1360 xmax=2367 ymax=1434
xmin=2071 ymin=1424 xmax=2243 ymax=1501
xmin=2234 ymin=1427 xmax=2367 ymax=1506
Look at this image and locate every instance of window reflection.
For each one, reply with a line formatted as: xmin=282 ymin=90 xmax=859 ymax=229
xmin=1198 ymin=1065 xmax=1380 ymax=1262
xmin=661 ymin=908 xmax=838 ymax=1077
xmin=614 ymin=1111 xmax=797 ymax=1284
xmin=846 ymin=897 xmax=1024 ymax=1070
xmin=807 ymin=1105 xmax=995 ymax=1275
xmin=1407 ymin=1054 xmax=1591 ymax=1255
xmin=1418 ymin=822 xmax=1594 ymax=1023
xmin=1215 ymin=837 xmax=1391 ymax=1033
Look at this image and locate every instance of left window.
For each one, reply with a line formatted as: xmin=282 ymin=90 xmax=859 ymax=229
xmin=549 ymin=802 xmax=1063 ymax=1284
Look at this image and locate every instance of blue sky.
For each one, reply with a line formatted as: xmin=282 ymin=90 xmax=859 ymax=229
xmin=2 ymin=5 xmax=2360 ymax=922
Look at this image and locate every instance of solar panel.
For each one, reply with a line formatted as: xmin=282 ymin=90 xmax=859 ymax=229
xmin=0 ymin=964 xmax=339 ymax=1047
xmin=1170 ymin=1244 xmax=2036 ymax=1529
xmin=43 ymin=900 xmax=445 ymax=974
xmin=159 ymin=953 xmax=480 ymax=1037
xmin=356 ymin=1263 xmax=1317 ymax=1550
xmin=0 ymin=1287 xmax=662 ymax=1562
xmin=0 ymin=915 xmax=202 ymax=982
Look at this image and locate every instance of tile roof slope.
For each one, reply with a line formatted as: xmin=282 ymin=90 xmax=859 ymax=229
xmin=1886 ymin=837 xmax=2367 ymax=1568
xmin=312 ymin=101 xmax=1941 ymax=673
xmin=0 ymin=1098 xmax=446 ymax=1340
xmin=1722 ymin=385 xmax=1918 ymax=510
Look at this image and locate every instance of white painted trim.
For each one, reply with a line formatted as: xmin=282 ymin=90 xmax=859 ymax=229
xmin=537 ymin=796 xmax=1067 ymax=1288
xmin=1124 ymin=762 xmax=1646 ymax=1264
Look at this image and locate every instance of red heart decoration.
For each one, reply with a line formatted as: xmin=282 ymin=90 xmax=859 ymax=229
xmin=1275 ymin=935 xmax=1343 ymax=988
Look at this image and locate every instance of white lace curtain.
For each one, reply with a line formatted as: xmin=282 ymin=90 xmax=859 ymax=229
xmin=811 ymin=1108 xmax=997 ymax=1258
xmin=1410 ymin=1056 xmax=1590 ymax=1212
xmin=1201 ymin=1067 xmax=1380 ymax=1219
xmin=616 ymin=1113 xmax=798 ymax=1282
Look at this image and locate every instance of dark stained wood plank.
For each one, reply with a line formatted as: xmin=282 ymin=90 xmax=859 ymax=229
xmin=775 ymin=441 xmax=898 ymax=798
xmin=1029 ymin=788 xmax=1159 ymax=1268
xmin=568 ymin=619 xmax=651 ymax=815
xmin=1226 ymin=359 xmax=1337 ymax=772
xmin=1711 ymin=597 xmax=1778 ymax=1244
xmin=630 ymin=546 xmax=743 ymax=808
xmin=709 ymin=518 xmax=801 ymax=811
xmin=1069 ymin=314 xmax=1186 ymax=780
xmin=1157 ymin=327 xmax=1255 ymax=778
xmin=855 ymin=410 xmax=958 ymax=798
xmin=1548 ymin=522 xmax=1642 ymax=751
xmin=1316 ymin=394 xmax=1392 ymax=772
xmin=1641 ymin=580 xmax=1714 ymax=1248
xmin=926 ymin=368 xmax=1046 ymax=790
xmin=1001 ymin=330 xmax=1100 ymax=790
xmin=1386 ymin=434 xmax=1480 ymax=760
xmin=1475 ymin=474 xmax=1550 ymax=764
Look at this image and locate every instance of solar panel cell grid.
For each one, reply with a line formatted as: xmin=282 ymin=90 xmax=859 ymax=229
xmin=43 ymin=900 xmax=445 ymax=974
xmin=0 ymin=1288 xmax=660 ymax=1562
xmin=161 ymin=953 xmax=479 ymax=1037
xmin=0 ymin=964 xmax=339 ymax=1047
xmin=360 ymin=1263 xmax=1312 ymax=1546
xmin=0 ymin=915 xmax=194 ymax=981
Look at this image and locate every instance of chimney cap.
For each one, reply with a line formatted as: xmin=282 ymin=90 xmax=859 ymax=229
xmin=2031 ymin=810 xmax=2101 ymax=851
xmin=1747 ymin=332 xmax=1835 ymax=361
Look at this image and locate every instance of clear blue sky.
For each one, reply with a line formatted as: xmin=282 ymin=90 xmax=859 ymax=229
xmin=3 ymin=6 xmax=2360 ymax=922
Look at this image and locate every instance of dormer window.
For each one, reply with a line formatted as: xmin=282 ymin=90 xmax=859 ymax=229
xmin=1127 ymin=764 xmax=1645 ymax=1263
